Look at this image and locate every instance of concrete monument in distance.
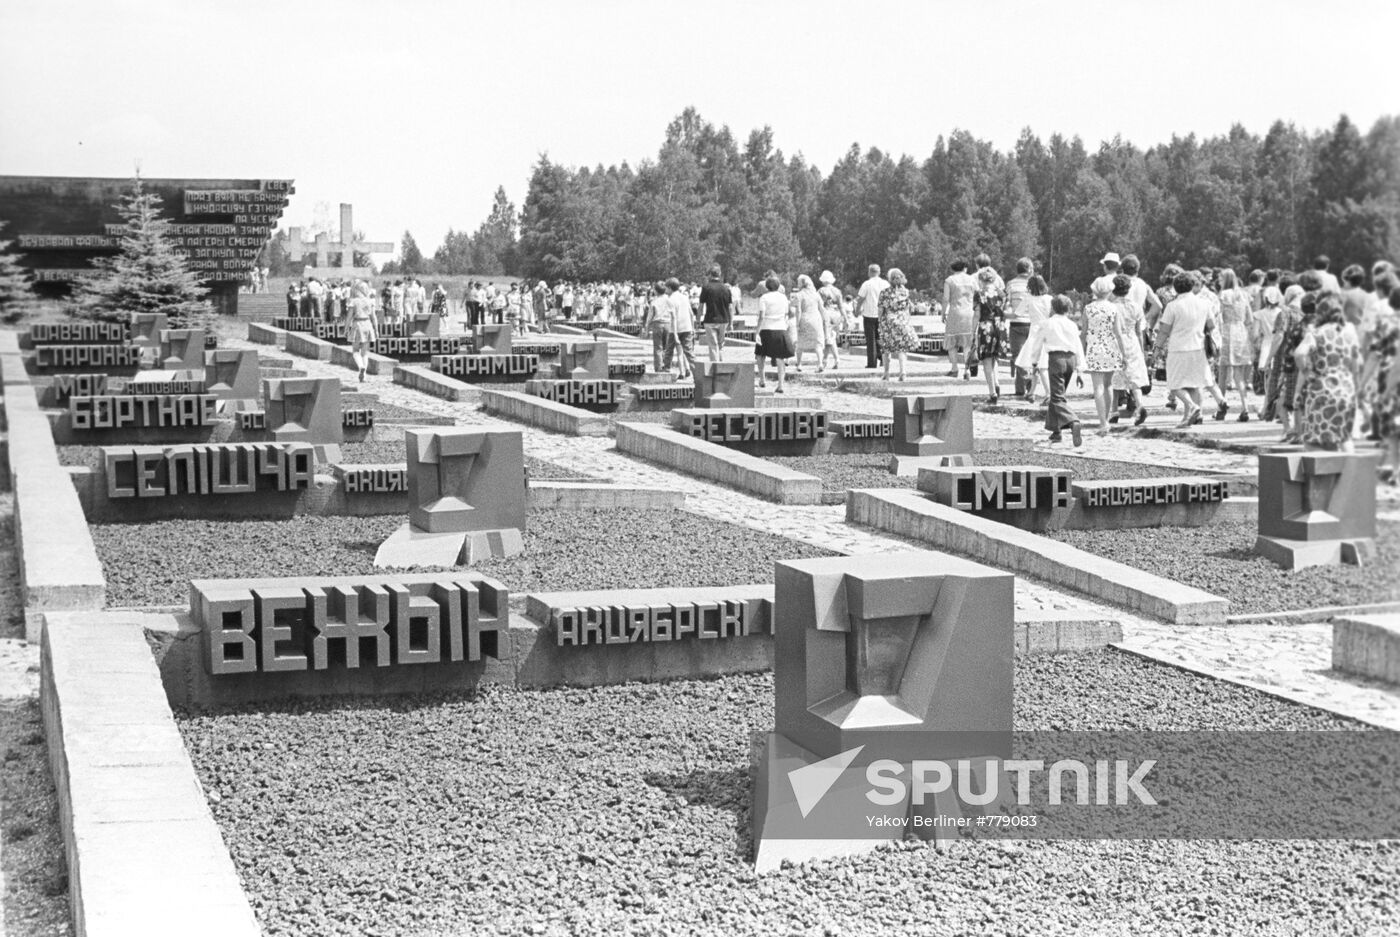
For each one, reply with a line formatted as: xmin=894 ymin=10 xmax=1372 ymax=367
xmin=557 ymin=341 xmax=609 ymax=382
xmin=751 ymin=551 xmax=1014 ymax=872
xmin=889 ymin=394 xmax=975 ymax=476
xmin=375 ymin=428 xmax=527 ymax=568
xmin=1255 ymin=451 xmax=1381 ymax=569
xmin=694 ymin=360 xmax=756 ymax=409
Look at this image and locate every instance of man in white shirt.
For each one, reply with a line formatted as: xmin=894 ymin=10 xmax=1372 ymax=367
xmin=666 ymin=277 xmax=697 ymax=380
xmin=1312 ymin=255 xmax=1340 ymax=294
xmin=1004 ymin=258 xmax=1035 ymax=397
xmin=856 ymin=264 xmax=889 ymax=369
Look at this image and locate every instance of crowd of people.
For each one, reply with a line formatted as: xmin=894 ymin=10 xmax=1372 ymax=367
xmin=283 ymin=250 xmax=1399 ymax=481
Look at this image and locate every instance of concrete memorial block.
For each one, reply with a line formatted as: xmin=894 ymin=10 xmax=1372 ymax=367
xmin=524 ymin=378 xmax=624 ymax=410
xmin=557 ymin=340 xmax=609 ymax=381
xmin=672 ymin=408 xmax=828 ymax=447
xmin=374 ymin=428 xmax=526 ymax=568
xmin=889 ymin=395 xmax=974 ymax=474
xmin=694 ymin=360 xmax=756 ymax=409
xmin=27 ymin=342 xmax=142 ymax=373
xmin=204 ymin=349 xmax=260 ymax=401
xmin=334 ymin=463 xmax=408 ymax=495
xmin=405 ymin=312 xmax=441 ymax=337
xmin=529 ymin=585 xmax=774 ymax=647
xmin=159 ymin=328 xmax=208 ymax=372
xmin=274 ymin=317 xmax=321 ymax=332
xmin=1332 ymin=614 xmax=1400 ymax=685
xmin=129 ymin=312 xmax=168 ymax=349
xmin=918 ymin=465 xmax=1072 ymax=514
xmin=68 ymin=393 xmax=218 ymax=431
xmin=1255 ymin=451 xmax=1380 ymax=569
xmin=609 ymin=362 xmax=647 ymax=379
xmin=371 ymin=336 xmax=469 ymax=360
xmin=25 ymin=321 xmax=129 ymax=346
xmin=102 ymin=443 xmax=314 ymax=499
xmin=285 ymin=203 xmax=393 ymax=280
xmin=752 ymin=551 xmax=1014 ymax=872
xmin=474 ymin=323 xmax=513 ymax=355
xmin=123 ymin=370 xmax=205 ymax=396
xmin=39 ymin=372 xmax=108 ymax=406
xmin=263 ymin=376 xmax=343 ymax=445
xmin=431 ymin=353 xmax=539 ymax=383
xmin=192 ymin=573 xmax=510 ymax=675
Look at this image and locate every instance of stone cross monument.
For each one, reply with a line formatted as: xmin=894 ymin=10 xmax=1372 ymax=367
xmin=286 ymin=203 xmax=392 ymax=279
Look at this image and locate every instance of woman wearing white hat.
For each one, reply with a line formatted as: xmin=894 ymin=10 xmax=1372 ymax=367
xmin=818 ymin=270 xmax=844 ymax=370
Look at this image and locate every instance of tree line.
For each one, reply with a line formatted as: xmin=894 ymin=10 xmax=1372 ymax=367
xmin=341 ymin=107 xmax=1400 ymax=291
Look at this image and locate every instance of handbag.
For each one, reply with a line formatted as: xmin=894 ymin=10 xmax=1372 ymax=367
xmin=1203 ymin=319 xmax=1219 ymax=360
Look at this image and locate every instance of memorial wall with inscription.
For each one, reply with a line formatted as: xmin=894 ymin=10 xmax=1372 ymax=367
xmin=0 ymin=175 xmax=293 ymax=315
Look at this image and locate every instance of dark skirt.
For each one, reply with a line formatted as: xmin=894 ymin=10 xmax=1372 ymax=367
xmin=757 ymin=328 xmax=794 ymax=360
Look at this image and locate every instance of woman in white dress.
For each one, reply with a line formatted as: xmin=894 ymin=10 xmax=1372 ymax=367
xmin=942 ymin=259 xmax=977 ymax=377
xmin=1109 ymin=275 xmax=1150 ymax=426
xmin=342 ymin=280 xmax=379 ymax=383
xmin=1216 ymin=269 xmax=1256 ymax=419
xmin=791 ymin=274 xmax=827 ymax=372
xmin=817 ymin=270 xmax=844 ymax=371
xmin=1155 ymin=271 xmax=1218 ymax=427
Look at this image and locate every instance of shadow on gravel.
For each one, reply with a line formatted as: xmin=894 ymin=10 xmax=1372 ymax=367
xmin=644 ymin=766 xmax=754 ymax=857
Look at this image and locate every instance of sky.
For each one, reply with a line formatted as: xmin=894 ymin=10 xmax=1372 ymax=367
xmin=2 ymin=0 xmax=1397 ymax=260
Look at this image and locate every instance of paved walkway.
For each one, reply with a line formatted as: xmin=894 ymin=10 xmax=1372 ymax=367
xmin=235 ymin=335 xmax=1400 ymax=731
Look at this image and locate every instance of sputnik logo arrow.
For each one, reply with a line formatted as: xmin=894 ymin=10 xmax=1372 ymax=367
xmin=787 ymin=745 xmax=865 ymax=818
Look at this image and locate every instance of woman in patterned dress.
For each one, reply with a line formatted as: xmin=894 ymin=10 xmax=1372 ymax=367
xmin=1216 ymin=269 xmax=1256 ymax=420
xmin=1293 ymin=295 xmax=1360 ymax=452
xmin=878 ymin=268 xmax=919 ymax=382
xmin=1267 ymin=286 xmax=1312 ymax=443
xmin=971 ymin=268 xmax=1009 ymax=402
xmin=791 ymin=274 xmax=827 ymax=372
xmin=341 ymin=280 xmax=379 ymax=383
xmin=1360 ymin=288 xmax=1400 ymax=482
xmin=817 ymin=271 xmax=845 ymax=371
xmin=1081 ymin=281 xmax=1128 ymax=434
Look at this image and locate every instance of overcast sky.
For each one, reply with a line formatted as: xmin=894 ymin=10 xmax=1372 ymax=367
xmin=3 ymin=0 xmax=1396 ymax=259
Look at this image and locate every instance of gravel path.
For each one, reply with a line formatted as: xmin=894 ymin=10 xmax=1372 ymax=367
xmin=0 ymin=699 xmax=70 ymax=936
xmin=1045 ymin=519 xmax=1400 ymax=615
xmin=177 ymin=651 xmax=1391 ymax=937
xmin=93 ymin=509 xmax=836 ymax=606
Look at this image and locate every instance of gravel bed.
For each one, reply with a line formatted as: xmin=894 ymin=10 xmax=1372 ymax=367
xmin=767 ymin=448 xmax=1207 ymax=499
xmin=0 ymin=698 xmax=70 ymax=936
xmin=177 ymin=650 xmax=1390 ymax=937
xmin=93 ymin=509 xmax=835 ymax=606
xmin=1045 ymin=518 xmax=1400 ymax=615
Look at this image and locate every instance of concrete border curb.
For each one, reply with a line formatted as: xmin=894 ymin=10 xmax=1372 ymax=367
xmin=0 ymin=331 xmax=106 ymax=640
xmin=393 ymin=363 xmax=478 ymax=402
xmin=329 ymin=342 xmax=396 ymax=376
xmin=41 ymin=611 xmax=259 ymax=936
xmin=246 ymin=322 xmax=288 ymax=347
xmin=615 ymin=421 xmax=823 ymax=504
xmin=479 ymin=386 xmax=612 ymax=436
xmin=846 ymin=487 xmax=1229 ymax=624
xmin=1332 ymin=613 xmax=1400 ymax=684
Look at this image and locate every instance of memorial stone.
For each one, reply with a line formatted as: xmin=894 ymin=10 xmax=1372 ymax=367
xmin=752 ymin=552 xmax=1014 ymax=872
xmin=130 ymin=313 xmax=168 ymax=349
xmin=263 ymin=377 xmax=343 ymax=445
xmin=159 ymin=328 xmax=208 ymax=372
xmin=890 ymin=395 xmax=976 ymax=475
xmin=285 ymin=203 xmax=392 ymax=280
xmin=474 ymin=323 xmax=513 ymax=355
xmin=1255 ymin=451 xmax=1380 ymax=569
xmin=694 ymin=361 xmax=756 ymax=409
xmin=557 ymin=341 xmax=609 ymax=382
xmin=431 ymin=353 xmax=538 ymax=382
xmin=192 ymin=573 xmax=509 ymax=675
xmin=374 ymin=428 xmax=527 ymax=568
xmin=204 ymin=349 xmax=259 ymax=401
xmin=919 ymin=465 xmax=1073 ymax=514
xmin=103 ymin=442 xmax=314 ymax=499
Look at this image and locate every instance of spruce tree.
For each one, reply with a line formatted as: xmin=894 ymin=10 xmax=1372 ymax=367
xmin=0 ymin=222 xmax=37 ymax=324
xmin=78 ymin=176 xmax=211 ymax=327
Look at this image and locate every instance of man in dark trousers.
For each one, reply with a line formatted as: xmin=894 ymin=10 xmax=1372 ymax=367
xmin=855 ymin=264 xmax=889 ymax=369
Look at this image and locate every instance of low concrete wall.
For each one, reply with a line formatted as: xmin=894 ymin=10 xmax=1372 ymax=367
xmin=393 ymin=364 xmax=478 ymax=402
xmin=847 ymin=488 xmax=1229 ymax=624
xmin=284 ymin=330 xmax=335 ymax=361
xmin=247 ymin=322 xmax=288 ymax=347
xmin=1333 ymin=613 xmax=1400 ymax=684
xmin=329 ymin=342 xmax=396 ymax=376
xmin=479 ymin=386 xmax=613 ymax=436
xmin=528 ymin=480 xmax=684 ymax=509
xmin=615 ymin=421 xmax=823 ymax=504
xmin=41 ymin=611 xmax=259 ymax=936
xmin=0 ymin=332 xmax=106 ymax=640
